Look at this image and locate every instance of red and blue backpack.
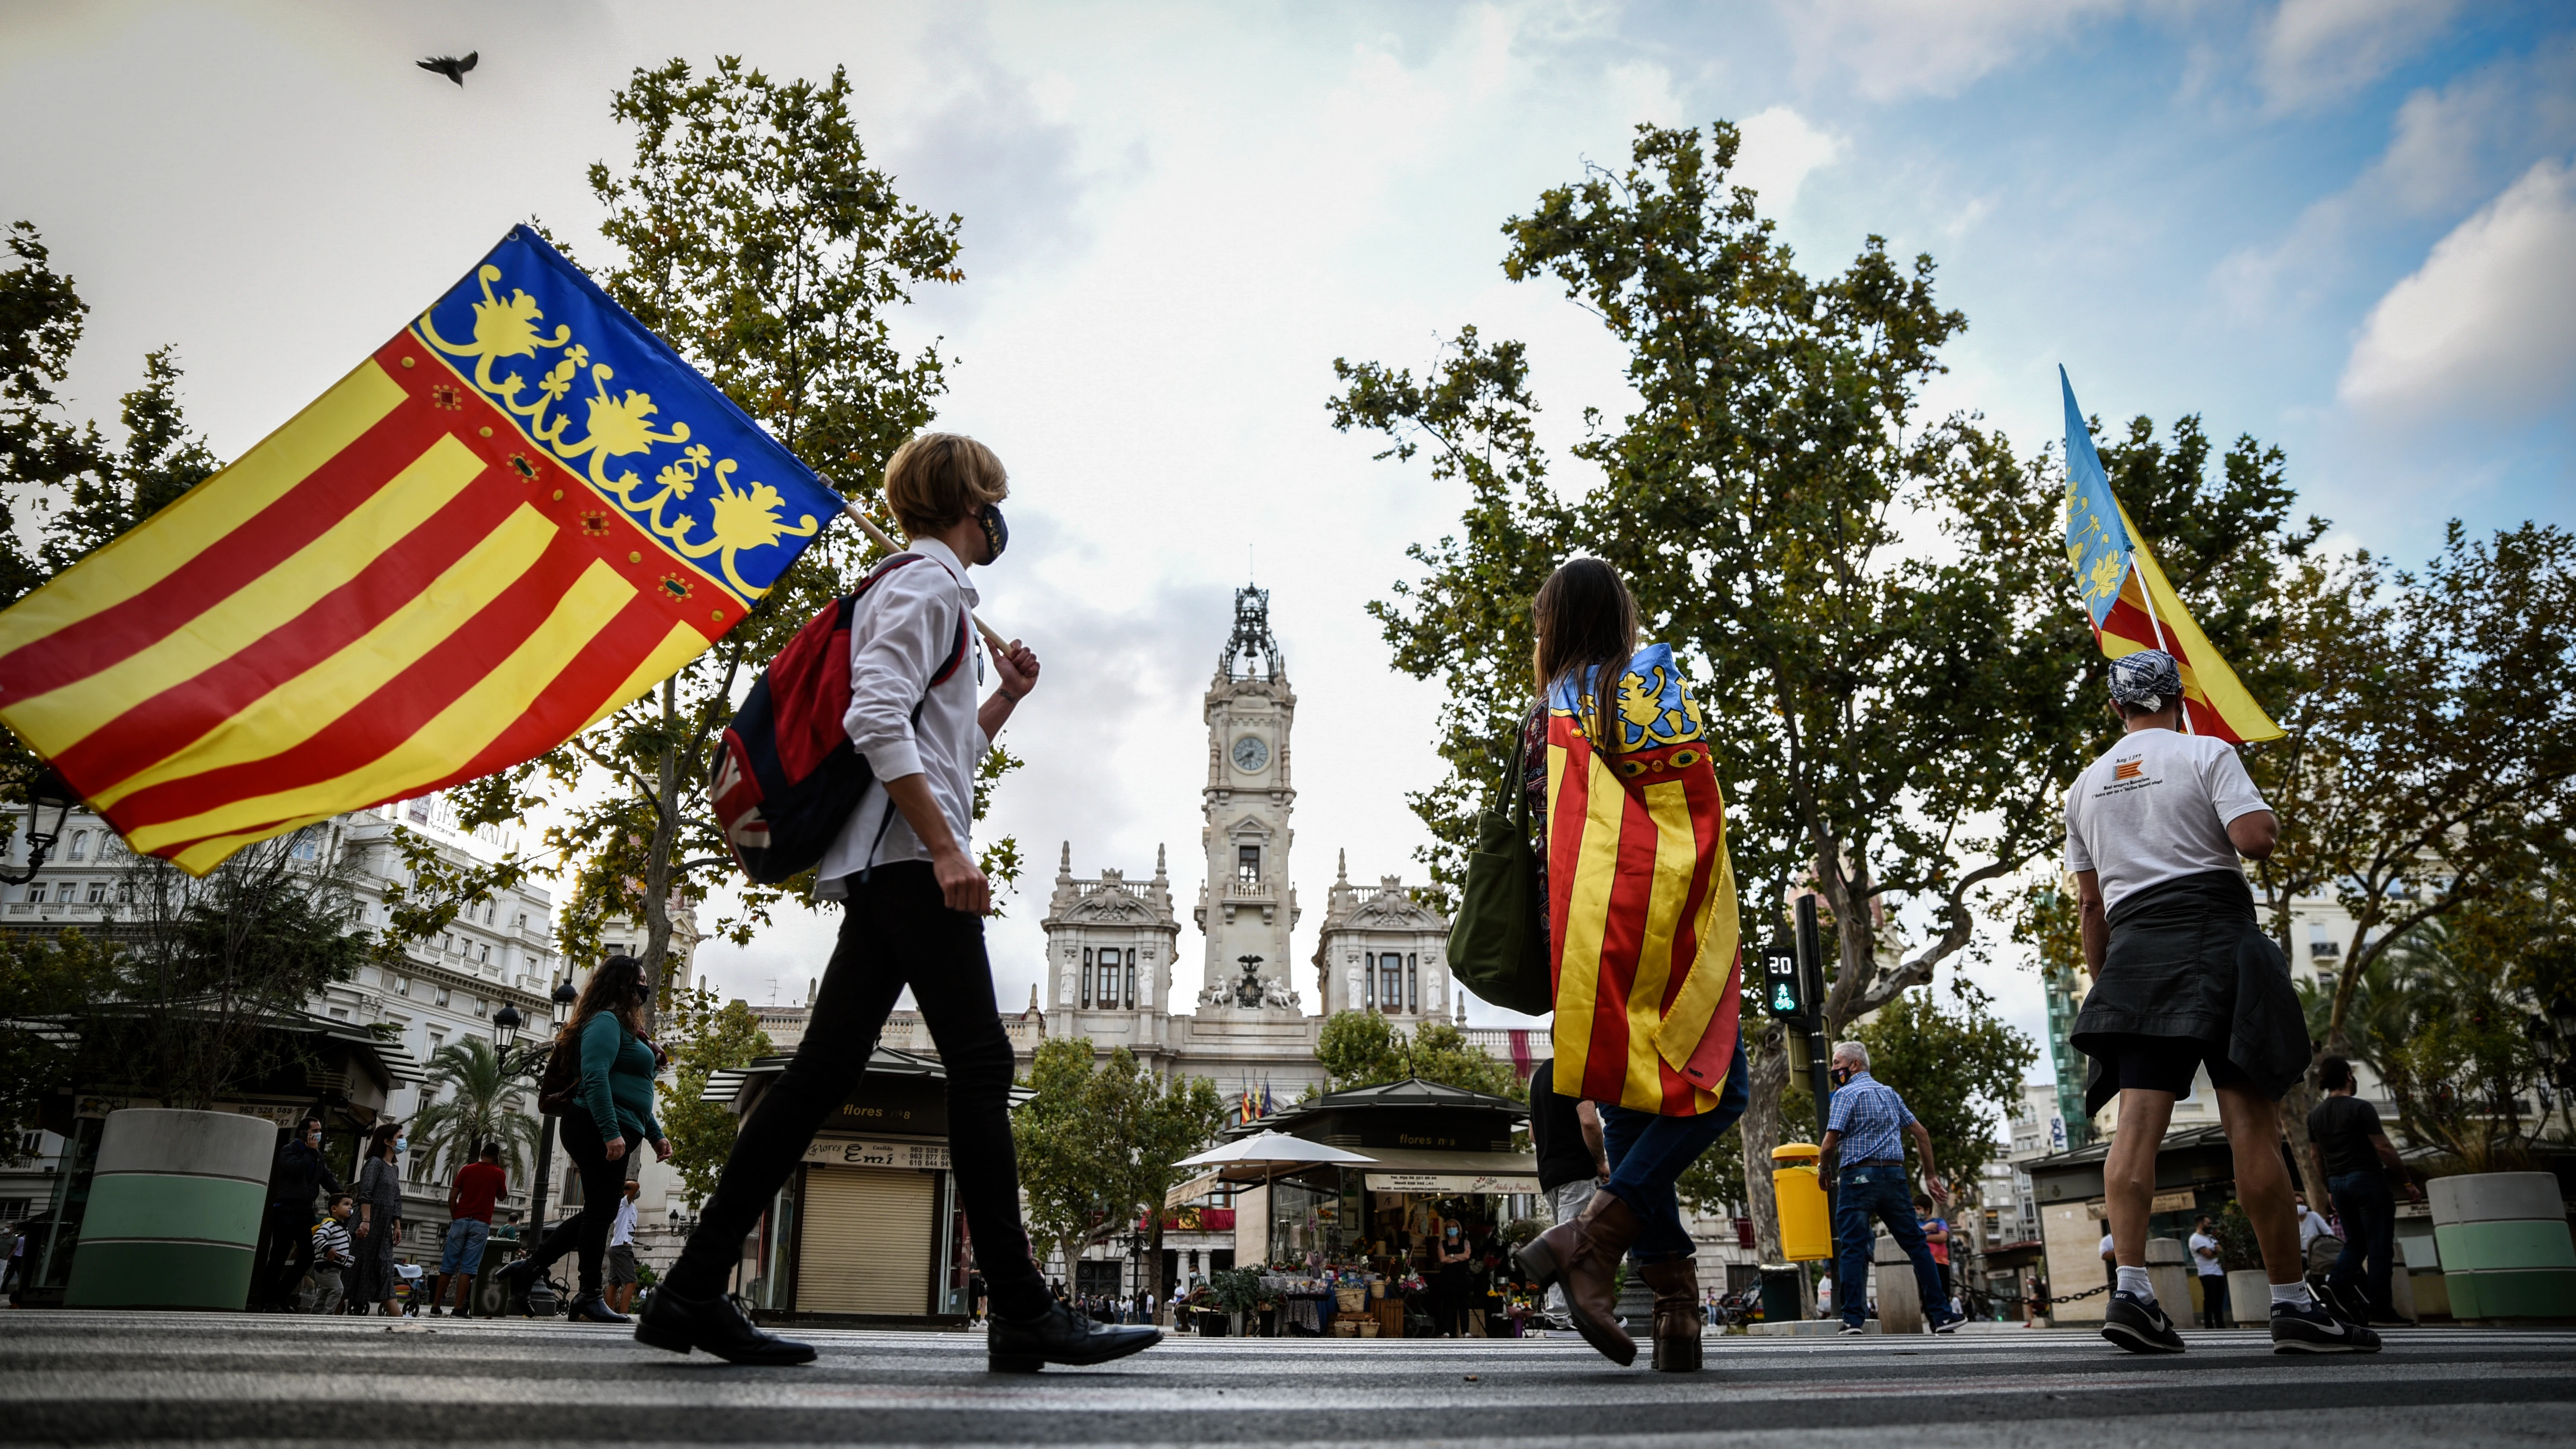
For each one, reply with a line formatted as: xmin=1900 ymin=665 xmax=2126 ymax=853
xmin=710 ymin=554 xmax=970 ymax=886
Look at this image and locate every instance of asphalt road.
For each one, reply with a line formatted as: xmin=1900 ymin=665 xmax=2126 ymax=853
xmin=6 ymin=1312 xmax=2572 ymax=1447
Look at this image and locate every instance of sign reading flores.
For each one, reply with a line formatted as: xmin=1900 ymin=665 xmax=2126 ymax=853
xmin=0 ymin=225 xmax=841 ymax=874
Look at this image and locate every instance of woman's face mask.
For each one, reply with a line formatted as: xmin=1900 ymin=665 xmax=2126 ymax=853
xmin=393 ymin=1136 xmax=408 ymax=1154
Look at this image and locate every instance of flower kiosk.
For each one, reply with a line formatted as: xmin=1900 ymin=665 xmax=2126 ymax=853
xmin=1169 ymin=1078 xmax=1539 ymax=1338
xmin=700 ymin=1046 xmax=1021 ymax=1327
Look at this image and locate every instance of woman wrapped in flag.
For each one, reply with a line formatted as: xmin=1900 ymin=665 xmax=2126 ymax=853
xmin=1510 ymin=559 xmax=1747 ymax=1372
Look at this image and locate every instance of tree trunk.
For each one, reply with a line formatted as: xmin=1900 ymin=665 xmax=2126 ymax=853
xmin=640 ymin=678 xmax=681 ymax=1036
xmin=1739 ymin=1025 xmax=1792 ymax=1262
xmin=2280 ymin=1076 xmax=2329 ymax=1209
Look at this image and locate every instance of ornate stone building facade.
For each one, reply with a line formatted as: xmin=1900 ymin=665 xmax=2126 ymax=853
xmin=1032 ymin=586 xmax=1447 ymax=1099
xmin=1309 ymin=852 xmax=1454 ymax=1021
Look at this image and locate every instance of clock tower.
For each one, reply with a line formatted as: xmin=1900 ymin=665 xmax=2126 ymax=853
xmin=1193 ymin=585 xmax=1301 ymax=1012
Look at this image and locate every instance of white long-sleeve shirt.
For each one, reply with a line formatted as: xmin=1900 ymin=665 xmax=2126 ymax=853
xmin=815 ymin=537 xmax=987 ymax=894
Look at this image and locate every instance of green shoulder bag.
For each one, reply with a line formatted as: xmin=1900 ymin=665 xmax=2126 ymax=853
xmin=1446 ymin=726 xmax=1553 ymax=1016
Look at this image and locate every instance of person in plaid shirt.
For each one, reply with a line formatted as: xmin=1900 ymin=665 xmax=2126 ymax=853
xmin=1816 ymin=1041 xmax=1957 ymax=1335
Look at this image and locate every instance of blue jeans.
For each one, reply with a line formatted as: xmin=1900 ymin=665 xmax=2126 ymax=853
xmin=439 ymin=1216 xmax=490 ymax=1275
xmin=2327 ymin=1171 xmax=2397 ymax=1318
xmin=1595 ymin=1037 xmax=1750 ymax=1263
xmin=1834 ymin=1166 xmax=1948 ymax=1327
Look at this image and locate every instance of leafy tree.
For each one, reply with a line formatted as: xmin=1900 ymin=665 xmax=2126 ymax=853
xmin=1313 ymin=1010 xmax=1522 ymax=1098
xmin=656 ymin=984 xmax=774 ymax=1204
xmin=1333 ymin=122 xmax=2087 ymax=1251
xmin=411 ymin=1035 xmax=543 ymax=1185
xmin=76 ymin=825 xmax=373 ymax=1109
xmin=435 ymin=57 xmax=1008 ymax=1028
xmin=0 ymin=927 xmax=121 ymax=1150
xmin=1011 ymin=1038 xmax=1224 ymax=1296
xmin=2248 ymin=525 xmax=2576 ymax=1197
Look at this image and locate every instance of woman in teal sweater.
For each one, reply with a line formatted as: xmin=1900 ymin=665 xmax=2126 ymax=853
xmin=502 ymin=955 xmax=669 ymax=1323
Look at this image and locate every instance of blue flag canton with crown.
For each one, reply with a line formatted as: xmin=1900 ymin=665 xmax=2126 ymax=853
xmin=410 ymin=226 xmax=838 ymax=608
xmin=2059 ymin=367 xmax=2133 ymax=630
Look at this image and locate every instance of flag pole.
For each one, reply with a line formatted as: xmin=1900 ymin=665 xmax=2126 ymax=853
xmin=829 ymin=495 xmax=1013 ymax=657
xmin=2128 ymin=553 xmax=2191 ymax=735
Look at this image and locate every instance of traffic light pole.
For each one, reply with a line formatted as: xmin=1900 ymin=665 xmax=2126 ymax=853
xmin=1795 ymin=893 xmax=1832 ymax=1136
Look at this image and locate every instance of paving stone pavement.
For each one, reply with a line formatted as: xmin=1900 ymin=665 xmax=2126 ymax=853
xmin=5 ymin=1312 xmax=2573 ymax=1447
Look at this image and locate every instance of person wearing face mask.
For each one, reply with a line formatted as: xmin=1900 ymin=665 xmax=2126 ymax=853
xmin=1816 ymin=1042 xmax=1960 ymax=1337
xmin=1432 ymin=1216 xmax=1475 ymax=1337
xmin=351 ymin=1120 xmax=408 ymax=1316
xmin=254 ymin=1116 xmax=340 ymax=1312
xmin=497 ymin=954 xmax=671 ymax=1324
xmin=641 ymin=435 xmax=1150 ymax=1375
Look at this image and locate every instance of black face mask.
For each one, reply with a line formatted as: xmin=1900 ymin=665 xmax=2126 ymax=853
xmin=977 ymin=503 xmax=1008 ymax=564
xmin=1830 ymin=1066 xmax=1853 ymax=1087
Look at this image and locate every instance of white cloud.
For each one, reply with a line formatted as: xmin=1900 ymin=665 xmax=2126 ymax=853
xmin=2339 ymin=157 xmax=2576 ymax=423
xmin=2259 ymin=0 xmax=2462 ymax=110
xmin=1732 ymin=105 xmax=1846 ymax=212
xmin=1773 ymin=0 xmax=2128 ymax=104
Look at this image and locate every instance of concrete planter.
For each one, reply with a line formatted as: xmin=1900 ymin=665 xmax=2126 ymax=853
xmin=2430 ymin=1172 xmax=2576 ymax=1322
xmin=2227 ymin=1269 xmax=2271 ymax=1326
xmin=66 ymin=1109 xmax=277 ymax=1311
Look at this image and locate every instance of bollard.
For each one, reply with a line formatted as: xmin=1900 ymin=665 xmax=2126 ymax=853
xmin=66 ymin=1109 xmax=277 ymax=1310
xmin=2144 ymin=1237 xmax=2193 ymax=1320
xmin=1873 ymin=1232 xmax=1924 ymax=1333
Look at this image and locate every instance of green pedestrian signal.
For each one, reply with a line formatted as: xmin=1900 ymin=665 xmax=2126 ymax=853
xmin=1761 ymin=948 xmax=1805 ymax=1023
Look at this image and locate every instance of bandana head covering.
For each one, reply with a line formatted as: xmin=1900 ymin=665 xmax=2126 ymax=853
xmin=2108 ymin=649 xmax=2182 ymax=713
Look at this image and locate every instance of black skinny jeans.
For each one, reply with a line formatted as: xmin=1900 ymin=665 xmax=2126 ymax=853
xmin=528 ymin=1107 xmax=637 ymax=1299
xmin=666 ymin=862 xmax=1049 ymax=1316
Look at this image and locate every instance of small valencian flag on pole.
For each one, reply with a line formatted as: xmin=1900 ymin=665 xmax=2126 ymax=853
xmin=0 ymin=226 xmax=844 ymax=874
xmin=2060 ymin=366 xmax=2283 ymax=745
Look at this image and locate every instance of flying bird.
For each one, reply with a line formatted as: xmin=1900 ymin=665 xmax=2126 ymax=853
xmin=417 ymin=51 xmax=478 ymax=86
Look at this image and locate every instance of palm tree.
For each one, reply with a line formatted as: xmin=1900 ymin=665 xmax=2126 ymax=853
xmin=411 ymin=1036 xmax=542 ymax=1187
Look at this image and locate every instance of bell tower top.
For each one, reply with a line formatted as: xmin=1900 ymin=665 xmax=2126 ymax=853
xmin=1219 ymin=584 xmax=1284 ymax=683
xmin=1195 ymin=584 xmax=1299 ymax=1011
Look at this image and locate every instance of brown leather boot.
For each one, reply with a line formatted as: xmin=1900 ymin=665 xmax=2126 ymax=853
xmin=1637 ymin=1257 xmax=1703 ymax=1372
xmin=1513 ymin=1189 xmax=1643 ymax=1366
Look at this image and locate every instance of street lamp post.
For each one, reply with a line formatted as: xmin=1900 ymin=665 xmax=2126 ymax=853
xmin=491 ymin=977 xmax=579 ymax=1314
xmin=1 ymin=766 xmax=79 ymax=887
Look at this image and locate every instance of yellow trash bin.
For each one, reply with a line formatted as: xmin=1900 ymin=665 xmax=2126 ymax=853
xmin=1772 ymin=1143 xmax=1832 ymax=1262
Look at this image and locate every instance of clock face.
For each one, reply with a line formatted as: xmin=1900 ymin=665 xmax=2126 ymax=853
xmin=1231 ymin=735 xmax=1270 ymax=772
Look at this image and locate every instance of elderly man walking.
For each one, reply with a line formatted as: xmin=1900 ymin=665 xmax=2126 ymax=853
xmin=1817 ymin=1041 xmax=1960 ymax=1336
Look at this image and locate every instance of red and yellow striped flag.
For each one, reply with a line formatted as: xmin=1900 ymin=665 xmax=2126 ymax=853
xmin=1545 ymin=644 xmax=1743 ymax=1116
xmin=2060 ymin=367 xmax=2281 ymax=744
xmin=0 ymin=227 xmax=843 ymax=874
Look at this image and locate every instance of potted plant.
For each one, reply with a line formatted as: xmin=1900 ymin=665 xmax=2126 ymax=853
xmin=1208 ymin=1266 xmax=1263 ymax=1337
xmin=2215 ymin=1201 xmax=2270 ymax=1326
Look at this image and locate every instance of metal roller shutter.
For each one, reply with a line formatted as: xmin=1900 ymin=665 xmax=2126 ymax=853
xmin=798 ymin=1166 xmax=937 ymax=1315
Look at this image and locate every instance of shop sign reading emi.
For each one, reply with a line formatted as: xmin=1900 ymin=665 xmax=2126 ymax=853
xmin=801 ymin=1137 xmax=952 ymax=1170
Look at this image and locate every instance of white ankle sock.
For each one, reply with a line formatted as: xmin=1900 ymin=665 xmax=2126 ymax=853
xmin=2269 ymin=1280 xmax=2314 ymax=1308
xmin=2116 ymin=1266 xmax=2153 ymax=1302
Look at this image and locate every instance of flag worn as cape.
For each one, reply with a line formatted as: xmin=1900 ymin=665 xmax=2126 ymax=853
xmin=2060 ymin=367 xmax=2282 ymax=744
xmin=1545 ymin=644 xmax=1743 ymax=1116
xmin=0 ymin=226 xmax=842 ymax=874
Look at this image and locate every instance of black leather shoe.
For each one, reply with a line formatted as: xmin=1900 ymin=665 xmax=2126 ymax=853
xmin=635 ymin=1288 xmax=817 ymax=1365
xmin=988 ymin=1301 xmax=1162 ymax=1373
xmin=569 ymin=1294 xmax=631 ymax=1324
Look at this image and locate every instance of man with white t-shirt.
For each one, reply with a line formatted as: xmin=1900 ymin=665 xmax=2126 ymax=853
xmin=2064 ymin=650 xmax=2376 ymax=1357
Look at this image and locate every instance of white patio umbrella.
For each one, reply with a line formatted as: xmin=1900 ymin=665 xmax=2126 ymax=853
xmin=1165 ymin=1131 xmax=1374 ymax=1208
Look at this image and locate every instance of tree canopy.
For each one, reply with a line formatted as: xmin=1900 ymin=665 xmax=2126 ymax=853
xmin=1314 ymin=1010 xmax=1523 ymax=1099
xmin=1012 ymin=1038 xmax=1225 ymax=1294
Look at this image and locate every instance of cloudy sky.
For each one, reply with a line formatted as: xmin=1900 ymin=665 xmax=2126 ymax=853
xmin=6 ymin=1 xmax=2570 ymax=1072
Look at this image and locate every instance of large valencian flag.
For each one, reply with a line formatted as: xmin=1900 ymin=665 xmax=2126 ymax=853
xmin=1544 ymin=644 xmax=1743 ymax=1117
xmin=2060 ymin=366 xmax=2283 ymax=745
xmin=0 ymin=226 xmax=841 ymax=874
